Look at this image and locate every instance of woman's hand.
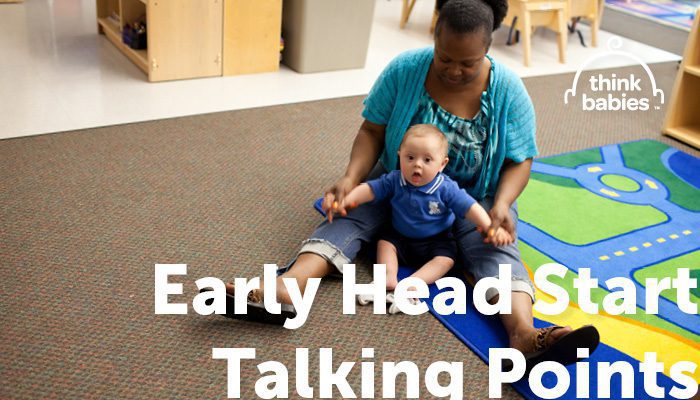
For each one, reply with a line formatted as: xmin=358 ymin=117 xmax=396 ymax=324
xmin=487 ymin=157 xmax=532 ymax=243
xmin=490 ymin=227 xmax=514 ymax=246
xmin=322 ymin=176 xmax=357 ymax=222
xmin=484 ymin=201 xmax=515 ymax=244
xmin=321 ymin=120 xmax=386 ymax=222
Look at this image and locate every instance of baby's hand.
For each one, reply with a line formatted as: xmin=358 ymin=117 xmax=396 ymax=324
xmin=327 ymin=200 xmax=359 ymax=223
xmin=343 ymin=200 xmax=359 ymax=210
xmin=489 ymin=227 xmax=514 ymax=247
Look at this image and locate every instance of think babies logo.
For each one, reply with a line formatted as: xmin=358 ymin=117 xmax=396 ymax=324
xmin=564 ymin=37 xmax=665 ymax=111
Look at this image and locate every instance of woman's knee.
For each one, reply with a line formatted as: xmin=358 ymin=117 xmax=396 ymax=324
xmin=298 ymin=238 xmax=353 ymax=272
xmin=486 ymin=287 xmax=535 ymax=305
xmin=310 ymin=206 xmax=386 ymax=254
xmin=287 ymin=252 xmax=335 ymax=279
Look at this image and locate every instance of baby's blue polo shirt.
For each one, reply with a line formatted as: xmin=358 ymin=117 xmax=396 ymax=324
xmin=367 ymin=170 xmax=477 ymax=239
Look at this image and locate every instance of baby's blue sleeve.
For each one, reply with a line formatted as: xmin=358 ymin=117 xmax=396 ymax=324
xmin=503 ymin=75 xmax=538 ymax=162
xmin=443 ymin=180 xmax=476 ymax=218
xmin=366 ymin=171 xmax=398 ymax=202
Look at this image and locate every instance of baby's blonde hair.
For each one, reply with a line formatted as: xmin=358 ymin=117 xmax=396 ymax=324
xmin=399 ymin=124 xmax=449 ymax=157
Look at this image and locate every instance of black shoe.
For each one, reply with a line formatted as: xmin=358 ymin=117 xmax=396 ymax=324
xmin=501 ymin=325 xmax=600 ymax=375
xmin=199 ymin=287 xmax=297 ymax=326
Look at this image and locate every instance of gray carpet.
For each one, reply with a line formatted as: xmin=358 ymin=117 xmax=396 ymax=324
xmin=1 ymin=61 xmax=697 ymax=399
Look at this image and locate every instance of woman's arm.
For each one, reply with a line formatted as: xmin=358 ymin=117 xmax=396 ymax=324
xmin=344 ymin=120 xmax=386 ymax=187
xmin=322 ymin=120 xmax=386 ymax=216
xmin=485 ymin=157 xmax=533 ymax=242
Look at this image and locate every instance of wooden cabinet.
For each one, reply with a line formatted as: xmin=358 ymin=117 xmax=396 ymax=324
xmin=97 ymin=0 xmax=282 ymax=81
xmin=223 ymin=0 xmax=282 ymax=75
xmin=97 ymin=0 xmax=223 ymax=82
xmin=663 ymin=9 xmax=700 ymax=149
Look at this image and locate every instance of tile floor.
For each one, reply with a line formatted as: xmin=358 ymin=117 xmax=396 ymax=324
xmin=0 ymin=0 xmax=681 ymax=139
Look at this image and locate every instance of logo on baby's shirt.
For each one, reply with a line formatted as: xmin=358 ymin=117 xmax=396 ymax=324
xmin=428 ymin=201 xmax=442 ymax=215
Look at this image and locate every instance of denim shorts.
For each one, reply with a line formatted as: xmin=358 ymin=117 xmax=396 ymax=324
xmin=293 ymin=164 xmax=535 ymax=302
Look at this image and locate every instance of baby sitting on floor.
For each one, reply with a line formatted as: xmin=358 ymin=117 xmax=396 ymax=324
xmin=334 ymin=124 xmax=513 ymax=314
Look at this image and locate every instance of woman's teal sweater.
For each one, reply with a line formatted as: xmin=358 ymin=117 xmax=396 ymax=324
xmin=362 ymin=46 xmax=538 ymax=200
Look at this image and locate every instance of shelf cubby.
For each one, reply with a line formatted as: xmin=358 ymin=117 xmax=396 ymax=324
xmin=96 ymin=0 xmax=282 ymax=81
xmin=662 ymin=9 xmax=700 ymax=149
xmin=96 ymin=0 xmax=223 ymax=81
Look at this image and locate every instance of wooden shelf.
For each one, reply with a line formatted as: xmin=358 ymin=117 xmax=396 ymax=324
xmin=98 ymin=17 xmax=148 ymax=73
xmin=97 ymin=0 xmax=281 ymax=81
xmin=97 ymin=0 xmax=224 ymax=81
xmin=685 ymin=65 xmax=700 ymax=78
xmin=662 ymin=9 xmax=700 ymax=149
xmin=122 ymin=45 xmax=148 ymax=72
xmin=223 ymin=0 xmax=281 ymax=75
xmin=664 ymin=126 xmax=700 ymax=149
xmin=97 ymin=16 xmax=119 ymax=33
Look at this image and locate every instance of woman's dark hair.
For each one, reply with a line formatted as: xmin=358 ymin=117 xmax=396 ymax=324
xmin=435 ymin=0 xmax=508 ymax=38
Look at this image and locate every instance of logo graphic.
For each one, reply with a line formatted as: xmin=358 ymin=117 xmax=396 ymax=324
xmin=564 ymin=37 xmax=664 ymax=111
xmin=428 ymin=201 xmax=441 ymax=215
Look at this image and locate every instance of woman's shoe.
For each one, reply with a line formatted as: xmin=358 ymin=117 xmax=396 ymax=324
xmin=199 ymin=284 xmax=296 ymax=325
xmin=501 ymin=325 xmax=600 ymax=374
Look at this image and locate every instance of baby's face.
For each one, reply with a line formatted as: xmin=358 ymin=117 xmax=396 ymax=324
xmin=398 ymin=135 xmax=448 ymax=187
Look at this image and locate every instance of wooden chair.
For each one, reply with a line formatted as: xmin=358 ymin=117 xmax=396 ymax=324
xmin=502 ymin=0 xmax=568 ymax=67
xmin=400 ymin=0 xmax=439 ymax=33
xmin=400 ymin=0 xmax=418 ymax=28
xmin=568 ymin=0 xmax=604 ymax=47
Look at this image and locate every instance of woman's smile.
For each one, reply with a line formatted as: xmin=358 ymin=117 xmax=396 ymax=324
xmin=442 ymin=74 xmax=464 ymax=86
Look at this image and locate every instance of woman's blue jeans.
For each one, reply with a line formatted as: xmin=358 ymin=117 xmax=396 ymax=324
xmin=292 ymin=165 xmax=535 ymax=301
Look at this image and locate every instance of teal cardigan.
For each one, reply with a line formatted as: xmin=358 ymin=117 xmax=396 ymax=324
xmin=362 ymin=47 xmax=538 ymax=200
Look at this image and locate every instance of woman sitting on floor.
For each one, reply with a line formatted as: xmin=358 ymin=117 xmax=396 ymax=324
xmin=215 ymin=0 xmax=600 ymax=372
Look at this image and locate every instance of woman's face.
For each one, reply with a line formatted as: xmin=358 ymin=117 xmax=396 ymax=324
xmin=433 ymin=27 xmax=489 ymax=90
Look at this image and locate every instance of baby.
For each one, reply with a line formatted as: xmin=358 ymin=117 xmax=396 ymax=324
xmin=336 ymin=124 xmax=513 ymax=313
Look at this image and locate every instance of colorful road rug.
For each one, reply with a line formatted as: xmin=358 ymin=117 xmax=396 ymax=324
xmin=314 ymin=140 xmax=699 ymax=398
xmin=515 ymin=139 xmax=700 ymax=398
xmin=606 ymin=0 xmax=698 ymax=30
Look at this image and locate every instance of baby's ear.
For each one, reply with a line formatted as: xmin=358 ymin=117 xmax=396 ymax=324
xmin=440 ymin=157 xmax=449 ymax=170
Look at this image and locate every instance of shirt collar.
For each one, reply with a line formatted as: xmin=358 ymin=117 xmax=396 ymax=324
xmin=400 ymin=172 xmax=445 ymax=194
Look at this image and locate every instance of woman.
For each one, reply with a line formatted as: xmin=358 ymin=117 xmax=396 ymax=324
xmin=221 ymin=0 xmax=599 ymax=371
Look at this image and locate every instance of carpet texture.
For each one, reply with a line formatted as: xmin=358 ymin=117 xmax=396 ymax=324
xmin=1 ymin=61 xmax=698 ymax=399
